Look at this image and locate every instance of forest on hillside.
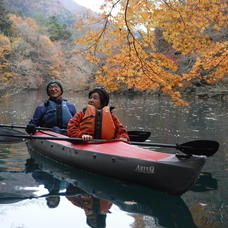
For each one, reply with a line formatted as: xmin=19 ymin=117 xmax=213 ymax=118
xmin=0 ymin=0 xmax=99 ymax=96
xmin=0 ymin=0 xmax=228 ymax=104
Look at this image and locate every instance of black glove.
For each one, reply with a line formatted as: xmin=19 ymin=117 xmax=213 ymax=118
xmin=26 ymin=124 xmax=36 ymax=134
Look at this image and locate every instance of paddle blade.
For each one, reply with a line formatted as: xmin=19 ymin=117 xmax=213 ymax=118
xmin=0 ymin=192 xmax=29 ymax=204
xmin=0 ymin=128 xmax=26 ymax=144
xmin=179 ymin=140 xmax=219 ymax=157
xmin=128 ymin=131 xmax=151 ymax=142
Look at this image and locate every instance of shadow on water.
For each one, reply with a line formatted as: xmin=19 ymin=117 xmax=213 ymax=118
xmin=0 ymin=147 xmax=200 ymax=228
xmin=190 ymin=172 xmax=217 ymax=192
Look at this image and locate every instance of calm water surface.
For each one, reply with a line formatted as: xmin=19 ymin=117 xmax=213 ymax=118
xmin=0 ymin=90 xmax=227 ymax=228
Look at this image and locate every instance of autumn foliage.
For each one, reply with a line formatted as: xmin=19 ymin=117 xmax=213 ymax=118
xmin=74 ymin=0 xmax=228 ymax=105
xmin=0 ymin=0 xmax=90 ymax=96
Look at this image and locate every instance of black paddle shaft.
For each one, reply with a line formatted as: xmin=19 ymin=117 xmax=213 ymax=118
xmin=0 ymin=125 xmax=151 ymax=142
xmin=0 ymin=192 xmax=81 ymax=204
xmin=0 ymin=128 xmax=219 ymax=157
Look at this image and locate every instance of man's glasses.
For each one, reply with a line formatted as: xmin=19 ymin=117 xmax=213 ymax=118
xmin=48 ymin=85 xmax=60 ymax=90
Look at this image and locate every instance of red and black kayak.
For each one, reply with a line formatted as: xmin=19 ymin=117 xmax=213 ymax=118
xmin=26 ymin=130 xmax=208 ymax=196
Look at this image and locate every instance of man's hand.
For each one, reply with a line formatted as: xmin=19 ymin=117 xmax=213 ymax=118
xmin=26 ymin=124 xmax=36 ymax=134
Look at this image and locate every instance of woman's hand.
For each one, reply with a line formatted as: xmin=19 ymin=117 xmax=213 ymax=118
xmin=119 ymin=137 xmax=128 ymax=142
xmin=82 ymin=134 xmax=93 ymax=142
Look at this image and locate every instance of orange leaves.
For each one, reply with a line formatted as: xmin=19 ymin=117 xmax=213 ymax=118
xmin=182 ymin=38 xmax=228 ymax=85
xmin=157 ymin=0 xmax=228 ymax=54
xmin=96 ymin=48 xmax=181 ymax=93
xmin=0 ymin=34 xmax=10 ymax=47
xmin=9 ymin=14 xmax=39 ymax=32
xmin=0 ymin=34 xmax=12 ymax=74
xmin=74 ymin=0 xmax=228 ymax=105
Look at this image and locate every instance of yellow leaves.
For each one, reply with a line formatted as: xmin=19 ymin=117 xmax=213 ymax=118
xmin=39 ymin=35 xmax=53 ymax=47
xmin=0 ymin=34 xmax=10 ymax=47
xmin=213 ymin=24 xmax=221 ymax=31
xmin=0 ymin=34 xmax=12 ymax=74
xmin=182 ymin=41 xmax=228 ymax=85
xmin=74 ymin=20 xmax=86 ymax=27
xmin=73 ymin=0 xmax=228 ymax=105
xmin=155 ymin=0 xmax=228 ymax=55
xmin=9 ymin=14 xmax=39 ymax=31
xmin=0 ymin=72 xmax=15 ymax=84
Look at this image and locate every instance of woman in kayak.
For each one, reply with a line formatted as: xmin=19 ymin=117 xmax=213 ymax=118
xmin=67 ymin=87 xmax=129 ymax=142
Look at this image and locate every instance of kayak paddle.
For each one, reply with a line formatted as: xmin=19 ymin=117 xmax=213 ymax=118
xmin=0 ymin=192 xmax=81 ymax=204
xmin=129 ymin=140 xmax=219 ymax=157
xmin=0 ymin=128 xmax=219 ymax=157
xmin=0 ymin=128 xmax=28 ymax=143
xmin=0 ymin=126 xmax=150 ymax=142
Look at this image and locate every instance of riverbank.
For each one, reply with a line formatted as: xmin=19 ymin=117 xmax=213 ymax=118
xmin=1 ymin=80 xmax=228 ymax=101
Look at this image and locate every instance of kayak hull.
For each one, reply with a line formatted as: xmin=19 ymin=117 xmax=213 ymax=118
xmin=27 ymin=131 xmax=206 ymax=195
xmin=27 ymin=150 xmax=197 ymax=227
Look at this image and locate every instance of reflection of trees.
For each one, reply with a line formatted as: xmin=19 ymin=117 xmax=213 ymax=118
xmin=184 ymin=173 xmax=227 ymax=228
xmin=188 ymin=196 xmax=228 ymax=228
xmin=0 ymin=145 xmax=28 ymax=172
xmin=130 ymin=214 xmax=157 ymax=228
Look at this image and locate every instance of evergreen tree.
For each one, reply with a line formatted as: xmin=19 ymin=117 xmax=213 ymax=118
xmin=47 ymin=16 xmax=72 ymax=41
xmin=0 ymin=0 xmax=12 ymax=35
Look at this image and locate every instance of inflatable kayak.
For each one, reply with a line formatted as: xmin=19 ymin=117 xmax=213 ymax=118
xmin=26 ymin=130 xmax=207 ymax=195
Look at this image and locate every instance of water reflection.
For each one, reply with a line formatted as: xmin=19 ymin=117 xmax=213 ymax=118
xmin=66 ymin=184 xmax=112 ymax=228
xmin=190 ymin=172 xmax=217 ymax=192
xmin=0 ymin=91 xmax=227 ymax=227
xmin=21 ymin=148 xmax=197 ymax=228
xmin=0 ymin=143 xmax=28 ymax=172
xmin=26 ymin=159 xmax=68 ymax=209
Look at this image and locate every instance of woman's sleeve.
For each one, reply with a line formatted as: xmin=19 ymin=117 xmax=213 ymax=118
xmin=111 ymin=113 xmax=130 ymax=140
xmin=67 ymin=111 xmax=84 ymax=138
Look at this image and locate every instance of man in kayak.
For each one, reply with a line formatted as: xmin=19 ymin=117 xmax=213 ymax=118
xmin=67 ymin=87 xmax=129 ymax=141
xmin=26 ymin=80 xmax=76 ymax=135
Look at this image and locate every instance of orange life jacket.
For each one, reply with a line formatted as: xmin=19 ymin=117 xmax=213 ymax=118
xmin=67 ymin=195 xmax=112 ymax=215
xmin=79 ymin=105 xmax=116 ymax=139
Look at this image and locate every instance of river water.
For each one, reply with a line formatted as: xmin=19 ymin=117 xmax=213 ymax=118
xmin=0 ymin=90 xmax=227 ymax=228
